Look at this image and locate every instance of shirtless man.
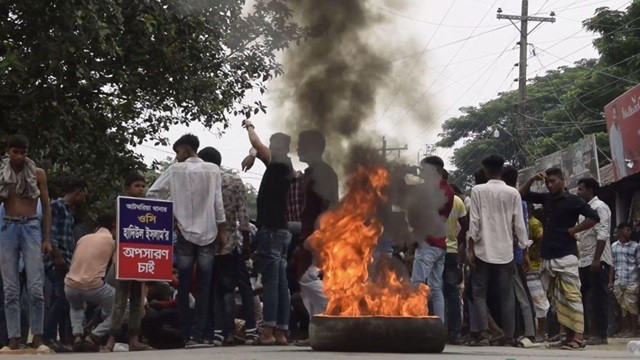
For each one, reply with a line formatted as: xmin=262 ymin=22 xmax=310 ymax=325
xmin=0 ymin=134 xmax=52 ymax=352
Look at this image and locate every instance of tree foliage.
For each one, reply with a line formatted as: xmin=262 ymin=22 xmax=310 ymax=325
xmin=438 ymin=1 xmax=640 ymax=188
xmin=0 ymin=0 xmax=305 ymax=213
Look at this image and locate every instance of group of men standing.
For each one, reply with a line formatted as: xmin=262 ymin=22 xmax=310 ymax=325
xmin=418 ymin=152 xmax=624 ymax=350
xmin=1 ymin=129 xmax=635 ymax=353
xmin=0 ymin=119 xmax=340 ymax=352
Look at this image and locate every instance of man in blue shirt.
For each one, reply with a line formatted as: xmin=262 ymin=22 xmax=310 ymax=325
xmin=43 ymin=178 xmax=88 ymax=350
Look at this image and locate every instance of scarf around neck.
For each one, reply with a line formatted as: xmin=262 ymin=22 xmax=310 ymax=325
xmin=0 ymin=155 xmax=41 ymax=200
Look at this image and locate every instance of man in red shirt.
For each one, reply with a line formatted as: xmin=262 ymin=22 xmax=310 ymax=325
xmin=409 ymin=156 xmax=454 ymax=321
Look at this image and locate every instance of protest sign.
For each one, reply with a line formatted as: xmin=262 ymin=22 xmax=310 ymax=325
xmin=116 ymin=196 xmax=173 ymax=281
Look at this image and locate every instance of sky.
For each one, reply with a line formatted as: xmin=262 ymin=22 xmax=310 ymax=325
xmin=136 ymin=0 xmax=630 ymax=188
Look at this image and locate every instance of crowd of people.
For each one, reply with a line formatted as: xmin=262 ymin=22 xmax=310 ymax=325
xmin=0 ymin=123 xmax=638 ymax=353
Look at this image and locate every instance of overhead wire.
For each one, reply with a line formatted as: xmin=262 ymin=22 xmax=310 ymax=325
xmin=533 ymin=54 xmax=615 ymax=161
xmin=408 ymin=31 xmax=520 ymax=144
xmin=367 ymin=1 xmax=504 ymax=29
xmin=391 ymin=0 xmax=503 ymax=136
xmin=442 ymin=1 xmax=634 ymax=169
xmin=375 ymin=0 xmax=457 ymax=124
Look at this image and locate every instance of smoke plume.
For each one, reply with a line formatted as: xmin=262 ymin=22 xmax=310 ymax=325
xmin=275 ymin=0 xmax=447 ymax=246
xmin=276 ymin=0 xmax=433 ymax=169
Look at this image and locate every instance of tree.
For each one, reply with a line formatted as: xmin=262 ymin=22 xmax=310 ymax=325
xmin=438 ymin=60 xmax=628 ymax=188
xmin=584 ymin=2 xmax=640 ymax=81
xmin=439 ymin=1 xmax=640 ymax=188
xmin=0 ymin=0 xmax=305 ymax=213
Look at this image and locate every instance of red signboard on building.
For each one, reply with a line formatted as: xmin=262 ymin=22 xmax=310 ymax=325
xmin=606 ymin=83 xmax=640 ymax=181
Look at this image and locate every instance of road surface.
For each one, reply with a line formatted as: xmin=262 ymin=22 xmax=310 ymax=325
xmin=14 ymin=340 xmax=639 ymax=360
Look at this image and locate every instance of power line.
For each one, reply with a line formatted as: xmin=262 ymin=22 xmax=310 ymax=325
xmin=534 ymin=56 xmax=614 ymax=161
xmin=375 ymin=0 xmax=457 ymax=124
xmin=367 ymin=1 xmax=504 ymax=29
xmin=381 ymin=55 xmax=515 ymax=124
xmin=408 ymin=33 xmax=519 ymax=143
xmin=421 ymin=47 xmax=640 ymax=168
xmin=369 ymin=24 xmax=512 ymax=68
xmin=534 ymin=46 xmax=639 ymax=85
xmin=393 ymin=0 xmax=503 ymax=132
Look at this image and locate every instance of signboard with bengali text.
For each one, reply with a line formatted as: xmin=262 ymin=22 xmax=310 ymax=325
xmin=116 ymin=196 xmax=173 ymax=281
xmin=518 ymin=135 xmax=600 ymax=193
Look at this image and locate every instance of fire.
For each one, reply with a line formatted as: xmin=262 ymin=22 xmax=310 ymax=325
xmin=309 ymin=163 xmax=430 ymax=317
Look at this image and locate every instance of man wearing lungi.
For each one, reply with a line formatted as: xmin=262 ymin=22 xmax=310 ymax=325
xmin=519 ymin=167 xmax=599 ymax=350
xmin=610 ymin=222 xmax=640 ymax=337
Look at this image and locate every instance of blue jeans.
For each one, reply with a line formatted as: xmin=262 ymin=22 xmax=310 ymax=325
xmin=65 ymin=283 xmax=115 ymax=337
xmin=443 ymin=253 xmax=462 ymax=339
xmin=256 ymin=228 xmax=291 ymax=330
xmin=43 ymin=267 xmax=70 ymax=342
xmin=175 ymin=234 xmax=215 ymax=341
xmin=411 ymin=245 xmax=445 ymax=320
xmin=0 ymin=277 xmax=7 ymax=345
xmin=0 ymin=218 xmax=45 ymax=338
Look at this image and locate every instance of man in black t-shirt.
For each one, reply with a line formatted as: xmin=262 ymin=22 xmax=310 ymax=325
xmin=296 ymin=130 xmax=338 ymax=346
xmin=241 ymin=120 xmax=293 ymax=346
xmin=519 ymin=167 xmax=599 ymax=350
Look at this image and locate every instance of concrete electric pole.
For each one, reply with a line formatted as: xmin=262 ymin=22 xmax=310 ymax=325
xmin=497 ymin=1 xmax=555 ymax=165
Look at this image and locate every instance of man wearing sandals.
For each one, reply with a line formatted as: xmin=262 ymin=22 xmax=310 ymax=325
xmin=467 ymin=155 xmax=528 ymax=347
xmin=104 ymin=173 xmax=155 ymax=352
xmin=147 ymin=134 xmax=227 ymax=348
xmin=64 ymin=213 xmax=117 ymax=352
xmin=520 ymin=167 xmax=599 ymax=350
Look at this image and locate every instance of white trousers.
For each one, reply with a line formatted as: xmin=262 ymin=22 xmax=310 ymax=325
xmin=299 ymin=265 xmax=328 ymax=318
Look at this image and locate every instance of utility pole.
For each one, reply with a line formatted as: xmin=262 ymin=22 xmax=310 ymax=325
xmin=378 ymin=136 xmax=408 ymax=160
xmin=497 ymin=1 xmax=555 ymax=166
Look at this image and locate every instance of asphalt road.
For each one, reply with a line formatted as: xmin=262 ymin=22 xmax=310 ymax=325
xmin=15 ymin=342 xmax=640 ymax=360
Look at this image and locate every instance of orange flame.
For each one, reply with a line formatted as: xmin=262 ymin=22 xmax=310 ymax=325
xmin=310 ymin=163 xmax=430 ymax=317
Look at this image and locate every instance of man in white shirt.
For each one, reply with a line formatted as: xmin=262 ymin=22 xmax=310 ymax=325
xmin=576 ymin=177 xmax=613 ymax=345
xmin=467 ymin=154 xmax=528 ymax=346
xmin=147 ymin=134 xmax=226 ymax=348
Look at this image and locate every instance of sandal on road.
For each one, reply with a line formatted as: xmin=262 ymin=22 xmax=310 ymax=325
xmin=546 ymin=339 xmax=568 ymax=349
xmin=468 ymin=338 xmax=490 ymax=347
xmin=130 ymin=343 xmax=155 ymax=351
xmin=99 ymin=346 xmax=114 ymax=353
xmin=561 ymin=340 xmax=585 ymax=350
xmin=294 ymin=339 xmax=311 ymax=347
xmin=515 ymin=337 xmax=542 ymax=348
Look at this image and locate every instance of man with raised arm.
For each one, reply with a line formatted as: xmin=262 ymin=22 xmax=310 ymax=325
xmin=519 ymin=167 xmax=599 ymax=350
xmin=240 ymin=120 xmax=293 ymax=345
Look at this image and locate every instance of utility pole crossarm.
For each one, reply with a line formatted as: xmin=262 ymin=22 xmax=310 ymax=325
xmin=497 ymin=14 xmax=556 ymax=23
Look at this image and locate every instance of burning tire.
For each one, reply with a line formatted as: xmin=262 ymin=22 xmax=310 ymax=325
xmin=309 ymin=315 xmax=446 ymax=353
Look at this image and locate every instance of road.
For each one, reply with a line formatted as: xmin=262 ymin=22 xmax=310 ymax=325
xmin=17 ymin=341 xmax=640 ymax=360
